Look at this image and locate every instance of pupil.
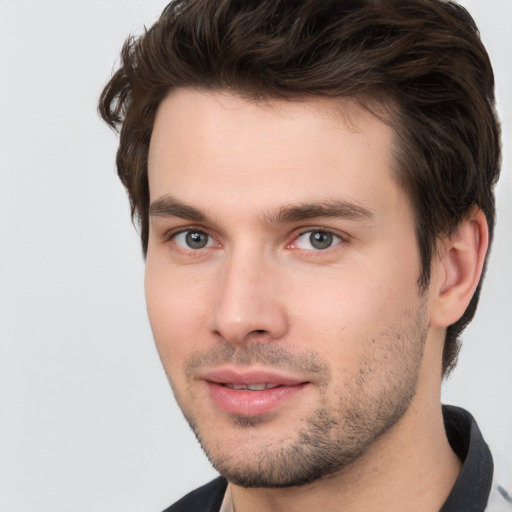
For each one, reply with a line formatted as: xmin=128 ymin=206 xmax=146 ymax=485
xmin=310 ymin=231 xmax=332 ymax=250
xmin=186 ymin=231 xmax=208 ymax=249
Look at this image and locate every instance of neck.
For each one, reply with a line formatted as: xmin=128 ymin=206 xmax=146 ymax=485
xmin=230 ymin=375 xmax=461 ymax=512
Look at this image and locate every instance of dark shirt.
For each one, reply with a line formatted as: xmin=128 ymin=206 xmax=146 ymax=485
xmin=164 ymin=405 xmax=506 ymax=512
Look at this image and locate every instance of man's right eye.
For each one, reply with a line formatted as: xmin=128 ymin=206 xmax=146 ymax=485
xmin=173 ymin=230 xmax=214 ymax=250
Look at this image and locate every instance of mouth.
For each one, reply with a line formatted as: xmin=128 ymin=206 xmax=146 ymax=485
xmin=222 ymin=383 xmax=282 ymax=391
xmin=201 ymin=368 xmax=310 ymax=417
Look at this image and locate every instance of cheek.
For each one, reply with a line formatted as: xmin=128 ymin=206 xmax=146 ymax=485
xmin=288 ymin=263 xmax=420 ymax=356
xmin=144 ymin=258 xmax=212 ymax=368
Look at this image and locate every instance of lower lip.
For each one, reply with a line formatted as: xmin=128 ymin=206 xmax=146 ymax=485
xmin=206 ymin=382 xmax=308 ymax=416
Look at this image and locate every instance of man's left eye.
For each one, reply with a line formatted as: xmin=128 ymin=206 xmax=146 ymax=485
xmin=294 ymin=230 xmax=342 ymax=250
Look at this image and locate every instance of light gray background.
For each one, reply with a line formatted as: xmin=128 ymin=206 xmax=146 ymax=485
xmin=0 ymin=1 xmax=510 ymax=511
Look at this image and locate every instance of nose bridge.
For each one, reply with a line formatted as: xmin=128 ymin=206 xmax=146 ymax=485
xmin=210 ymin=243 xmax=287 ymax=344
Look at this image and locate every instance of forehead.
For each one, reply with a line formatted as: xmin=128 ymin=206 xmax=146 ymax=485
xmin=150 ymin=88 xmax=392 ymax=150
xmin=148 ymin=88 xmax=406 ymax=221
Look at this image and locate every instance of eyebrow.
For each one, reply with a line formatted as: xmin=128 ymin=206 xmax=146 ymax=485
xmin=266 ymin=200 xmax=374 ymax=224
xmin=149 ymin=195 xmax=374 ymax=224
xmin=149 ymin=196 xmax=207 ymax=222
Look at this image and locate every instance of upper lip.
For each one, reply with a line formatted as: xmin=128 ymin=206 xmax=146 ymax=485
xmin=200 ymin=368 xmax=308 ymax=387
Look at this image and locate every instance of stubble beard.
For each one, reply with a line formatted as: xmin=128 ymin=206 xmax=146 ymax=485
xmin=171 ymin=302 xmax=428 ymax=489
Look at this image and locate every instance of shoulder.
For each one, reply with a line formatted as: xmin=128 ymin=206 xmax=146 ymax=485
xmin=486 ymin=449 xmax=512 ymax=511
xmin=161 ymin=477 xmax=228 ymax=512
xmin=486 ymin=485 xmax=512 ymax=512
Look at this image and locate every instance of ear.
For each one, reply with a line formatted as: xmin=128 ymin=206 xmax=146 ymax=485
xmin=430 ymin=209 xmax=489 ymax=327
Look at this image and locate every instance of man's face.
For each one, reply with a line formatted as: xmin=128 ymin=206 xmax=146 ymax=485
xmin=145 ymin=89 xmax=432 ymax=487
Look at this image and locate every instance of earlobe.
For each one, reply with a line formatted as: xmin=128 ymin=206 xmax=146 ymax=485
xmin=430 ymin=209 xmax=489 ymax=327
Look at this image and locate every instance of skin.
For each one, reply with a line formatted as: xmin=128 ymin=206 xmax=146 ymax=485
xmin=145 ymin=88 xmax=488 ymax=512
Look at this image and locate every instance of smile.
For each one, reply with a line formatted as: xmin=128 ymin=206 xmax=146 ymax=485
xmin=201 ymin=368 xmax=310 ymax=417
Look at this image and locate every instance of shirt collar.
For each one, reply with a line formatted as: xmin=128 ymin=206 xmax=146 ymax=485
xmin=440 ymin=405 xmax=493 ymax=512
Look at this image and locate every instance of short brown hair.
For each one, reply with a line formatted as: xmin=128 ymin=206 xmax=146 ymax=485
xmin=99 ymin=0 xmax=501 ymax=376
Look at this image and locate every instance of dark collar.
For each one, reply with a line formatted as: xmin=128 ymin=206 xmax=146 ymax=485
xmin=440 ymin=405 xmax=493 ymax=512
xmin=162 ymin=477 xmax=227 ymax=512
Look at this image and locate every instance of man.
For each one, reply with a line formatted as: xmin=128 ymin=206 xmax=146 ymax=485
xmin=99 ymin=0 xmax=509 ymax=510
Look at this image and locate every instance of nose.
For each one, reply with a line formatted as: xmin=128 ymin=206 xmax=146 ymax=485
xmin=209 ymin=250 xmax=289 ymax=345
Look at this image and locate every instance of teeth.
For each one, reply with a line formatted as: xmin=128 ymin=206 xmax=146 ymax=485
xmin=247 ymin=384 xmax=266 ymax=391
xmin=223 ymin=383 xmax=280 ymax=391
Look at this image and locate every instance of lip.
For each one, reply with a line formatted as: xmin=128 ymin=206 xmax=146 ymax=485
xmin=201 ymin=368 xmax=309 ymax=417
